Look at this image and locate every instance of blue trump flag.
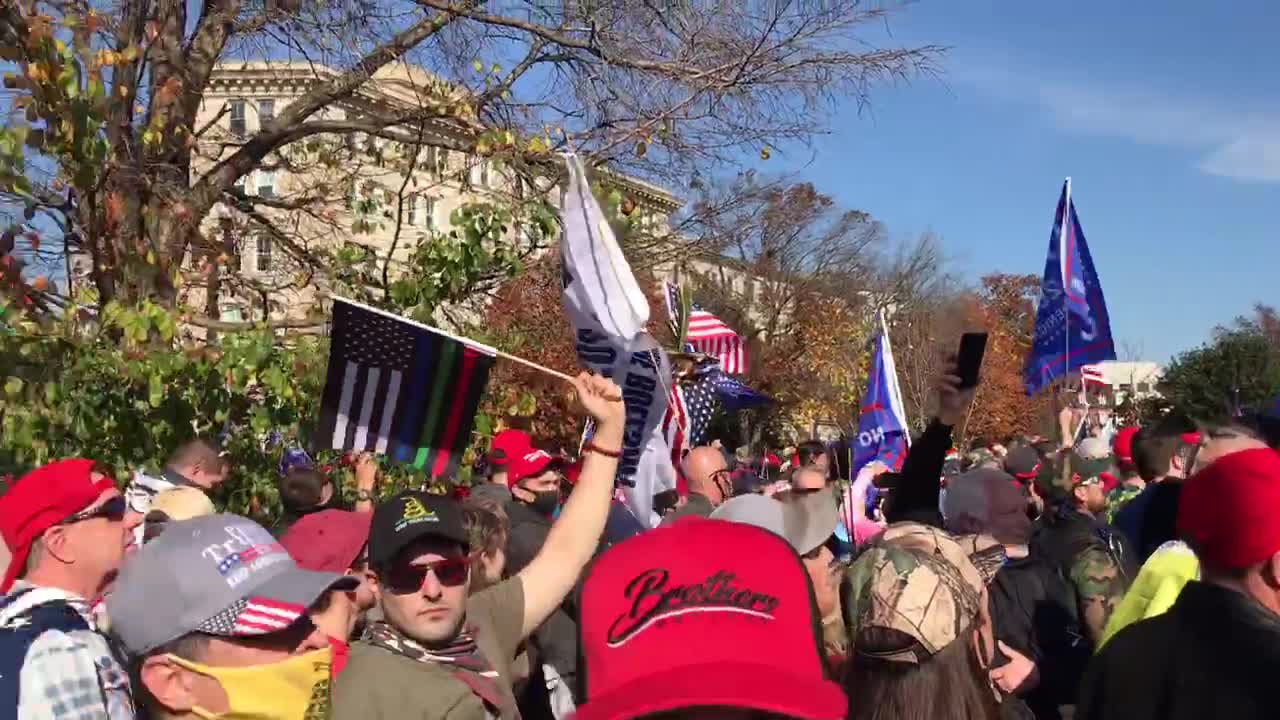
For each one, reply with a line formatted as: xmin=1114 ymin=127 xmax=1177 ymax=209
xmin=852 ymin=313 xmax=909 ymax=474
xmin=1024 ymin=179 xmax=1116 ymax=396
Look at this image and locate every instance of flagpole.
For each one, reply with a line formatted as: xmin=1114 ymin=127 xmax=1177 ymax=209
xmin=878 ymin=309 xmax=911 ymax=447
xmin=1063 ymin=176 xmax=1072 ymax=400
xmin=1061 ymin=177 xmax=1074 ymax=448
xmin=494 ymin=349 xmax=577 ymax=383
xmin=330 ymin=295 xmax=576 ymax=383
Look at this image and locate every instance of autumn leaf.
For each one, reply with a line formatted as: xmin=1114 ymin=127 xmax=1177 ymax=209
xmin=155 ymin=76 xmax=182 ymax=105
xmin=146 ymin=20 xmax=159 ymax=41
xmin=105 ymin=192 xmax=125 ymax=226
xmin=30 ymin=275 xmax=48 ymax=291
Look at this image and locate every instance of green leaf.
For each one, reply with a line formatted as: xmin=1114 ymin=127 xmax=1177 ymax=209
xmin=148 ymin=373 xmax=163 ymax=407
xmin=4 ymin=377 xmax=22 ymax=396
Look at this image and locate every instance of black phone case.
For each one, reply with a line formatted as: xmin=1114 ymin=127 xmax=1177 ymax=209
xmin=956 ymin=333 xmax=988 ymax=389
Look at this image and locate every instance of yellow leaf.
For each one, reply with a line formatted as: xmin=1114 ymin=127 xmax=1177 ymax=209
xmin=472 ymin=59 xmax=483 ymax=73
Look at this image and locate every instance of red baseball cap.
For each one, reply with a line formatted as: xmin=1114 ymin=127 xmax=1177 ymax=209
xmin=507 ymin=448 xmax=562 ymax=488
xmin=1178 ymin=447 xmax=1280 ymax=570
xmin=279 ymin=509 xmax=373 ymax=574
xmin=0 ymin=459 xmax=115 ymax=592
xmin=1112 ymin=426 xmax=1139 ymax=464
xmin=488 ymin=429 xmax=532 ymax=468
xmin=576 ymin=517 xmax=846 ymax=720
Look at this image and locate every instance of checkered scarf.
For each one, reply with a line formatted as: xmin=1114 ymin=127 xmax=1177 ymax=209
xmin=366 ymin=621 xmax=516 ymax=718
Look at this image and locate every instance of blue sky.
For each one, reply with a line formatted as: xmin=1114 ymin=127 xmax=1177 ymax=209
xmin=767 ymin=1 xmax=1280 ymax=365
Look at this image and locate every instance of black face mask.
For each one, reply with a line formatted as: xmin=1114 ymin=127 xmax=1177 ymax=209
xmin=527 ymin=489 xmax=560 ymax=516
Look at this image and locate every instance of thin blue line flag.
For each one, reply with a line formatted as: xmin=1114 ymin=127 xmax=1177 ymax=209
xmin=1024 ymin=179 xmax=1116 ymax=396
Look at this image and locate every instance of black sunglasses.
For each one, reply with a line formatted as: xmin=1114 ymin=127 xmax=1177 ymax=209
xmin=382 ymin=554 xmax=473 ymax=594
xmin=60 ymin=495 xmax=128 ymax=525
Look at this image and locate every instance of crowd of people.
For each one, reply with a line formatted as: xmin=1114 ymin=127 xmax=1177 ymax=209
xmin=3 ymin=362 xmax=1280 ymax=720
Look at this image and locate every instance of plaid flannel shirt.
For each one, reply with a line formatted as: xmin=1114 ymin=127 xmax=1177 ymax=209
xmin=8 ymin=583 xmax=134 ymax=720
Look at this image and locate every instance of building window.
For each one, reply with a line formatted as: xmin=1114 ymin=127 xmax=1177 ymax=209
xmin=255 ymin=235 xmax=273 ymax=273
xmin=421 ymin=146 xmax=437 ymax=175
xmin=405 ymin=195 xmax=417 ymax=226
xmin=229 ymin=99 xmax=246 ymax=136
xmin=437 ymin=148 xmax=450 ymax=177
xmin=422 ymin=196 xmax=435 ymax=230
xmin=256 ymin=170 xmax=276 ymax=198
xmin=1136 ymin=382 xmax=1150 ymax=393
xmin=233 ymin=173 xmax=247 ymax=195
xmin=471 ymin=159 xmax=490 ymax=188
xmin=258 ymin=98 xmax=275 ymax=128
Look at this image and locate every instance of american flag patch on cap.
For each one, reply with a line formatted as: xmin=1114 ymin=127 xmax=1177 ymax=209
xmin=197 ymin=596 xmax=305 ymax=636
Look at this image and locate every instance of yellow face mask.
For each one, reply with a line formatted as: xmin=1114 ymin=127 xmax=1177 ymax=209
xmin=167 ymin=647 xmax=332 ymax=720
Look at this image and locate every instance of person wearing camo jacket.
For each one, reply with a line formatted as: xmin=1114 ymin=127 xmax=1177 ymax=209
xmin=1030 ymin=450 xmax=1136 ymax=649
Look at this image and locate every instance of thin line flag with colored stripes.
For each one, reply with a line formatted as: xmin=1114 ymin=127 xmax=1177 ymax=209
xmin=317 ymin=297 xmax=496 ymax=478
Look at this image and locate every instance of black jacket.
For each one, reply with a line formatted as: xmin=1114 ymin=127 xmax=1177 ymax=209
xmin=885 ymin=418 xmax=952 ymax=527
xmin=990 ymin=554 xmax=1089 ymax=720
xmin=1077 ymin=581 xmax=1280 ymax=720
xmin=504 ymin=499 xmax=582 ymax=703
xmin=1112 ymin=480 xmax=1182 ymax=564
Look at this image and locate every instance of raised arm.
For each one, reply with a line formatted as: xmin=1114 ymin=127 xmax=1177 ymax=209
xmin=518 ymin=372 xmax=624 ymax=637
xmin=886 ymin=362 xmax=973 ymax=527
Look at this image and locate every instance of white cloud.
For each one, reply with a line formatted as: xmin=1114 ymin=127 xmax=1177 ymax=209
xmin=957 ymin=65 xmax=1280 ymax=182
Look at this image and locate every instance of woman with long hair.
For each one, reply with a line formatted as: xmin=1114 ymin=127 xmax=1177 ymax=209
xmin=842 ymin=522 xmax=1011 ymax=720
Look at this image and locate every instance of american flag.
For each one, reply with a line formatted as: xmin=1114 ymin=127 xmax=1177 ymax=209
xmin=1081 ymin=364 xmax=1106 ymax=387
xmin=664 ymin=281 xmax=747 ymax=374
xmin=663 ymin=381 xmax=689 ymax=468
xmin=683 ymin=366 xmax=722 ymax=447
xmin=197 ymin=595 xmax=305 ymax=636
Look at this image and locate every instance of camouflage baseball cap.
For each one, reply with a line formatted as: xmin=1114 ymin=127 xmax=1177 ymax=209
xmin=1033 ymin=450 xmax=1110 ymax=503
xmin=842 ymin=522 xmax=1005 ymax=664
xmin=965 ymin=448 xmax=998 ymax=470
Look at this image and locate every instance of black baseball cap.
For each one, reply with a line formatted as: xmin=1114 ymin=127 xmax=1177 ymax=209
xmin=368 ymin=491 xmax=470 ymax=570
xmin=1004 ymin=446 xmax=1042 ymax=482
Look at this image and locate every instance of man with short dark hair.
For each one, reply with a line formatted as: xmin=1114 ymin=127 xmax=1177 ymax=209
xmin=0 ymin=459 xmax=143 ymax=720
xmin=125 ymin=438 xmax=228 ymax=543
xmin=1078 ymin=447 xmax=1280 ymax=720
xmin=274 ymin=451 xmax=377 ymax=537
xmin=333 ymin=372 xmax=625 ymax=720
xmin=108 ymin=514 xmax=348 ymax=719
xmin=1114 ymin=415 xmax=1201 ymax=562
